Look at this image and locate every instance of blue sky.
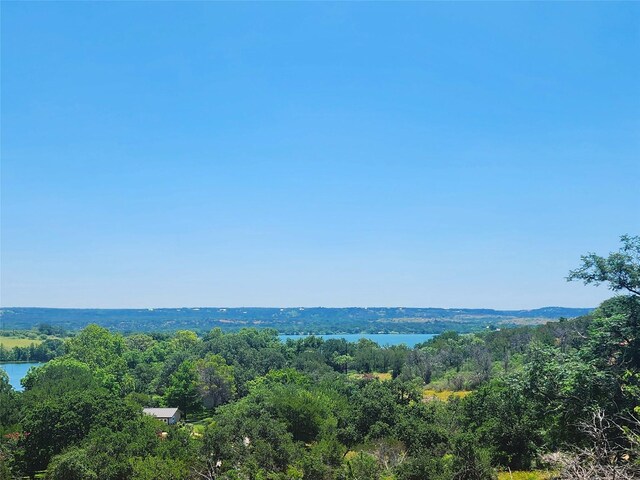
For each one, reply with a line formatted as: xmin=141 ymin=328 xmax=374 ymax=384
xmin=2 ymin=2 xmax=638 ymax=309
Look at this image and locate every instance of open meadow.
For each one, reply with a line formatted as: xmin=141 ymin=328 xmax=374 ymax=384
xmin=0 ymin=336 xmax=42 ymax=349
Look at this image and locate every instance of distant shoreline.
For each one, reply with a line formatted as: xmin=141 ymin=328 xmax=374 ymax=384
xmin=0 ymin=306 xmax=593 ymax=335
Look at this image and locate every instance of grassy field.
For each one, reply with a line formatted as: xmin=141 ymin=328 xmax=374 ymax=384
xmin=497 ymin=471 xmax=555 ymax=480
xmin=344 ymin=374 xmax=473 ymax=402
xmin=347 ymin=371 xmax=393 ymax=381
xmin=184 ymin=413 xmax=214 ymax=438
xmin=423 ymin=389 xmax=472 ymax=401
xmin=0 ymin=336 xmax=43 ymax=348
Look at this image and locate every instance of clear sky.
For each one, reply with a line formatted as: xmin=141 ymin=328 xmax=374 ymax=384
xmin=1 ymin=2 xmax=638 ymax=309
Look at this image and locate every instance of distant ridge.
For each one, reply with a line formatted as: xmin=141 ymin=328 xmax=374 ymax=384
xmin=0 ymin=306 xmax=593 ymax=334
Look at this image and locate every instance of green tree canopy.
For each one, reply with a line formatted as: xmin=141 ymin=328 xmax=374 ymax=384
xmin=195 ymin=353 xmax=235 ymax=408
xmin=164 ymin=360 xmax=200 ymax=417
xmin=568 ymin=234 xmax=640 ymax=296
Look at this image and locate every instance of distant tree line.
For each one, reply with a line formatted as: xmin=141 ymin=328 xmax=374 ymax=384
xmin=0 ymin=339 xmax=65 ymax=362
xmin=0 ymin=324 xmax=67 ymax=362
xmin=0 ymin=306 xmax=593 ymax=334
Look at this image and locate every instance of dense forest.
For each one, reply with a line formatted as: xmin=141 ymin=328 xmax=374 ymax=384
xmin=0 ymin=237 xmax=638 ymax=479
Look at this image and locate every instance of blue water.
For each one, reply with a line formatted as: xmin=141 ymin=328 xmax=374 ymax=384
xmin=278 ymin=333 xmax=436 ymax=347
xmin=0 ymin=362 xmax=42 ymax=391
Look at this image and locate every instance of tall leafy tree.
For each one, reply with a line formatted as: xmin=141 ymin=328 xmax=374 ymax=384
xmin=164 ymin=360 xmax=200 ymax=417
xmin=568 ymin=234 xmax=640 ymax=296
xmin=196 ymin=353 xmax=235 ymax=409
xmin=45 ymin=448 xmax=97 ymax=480
xmin=0 ymin=370 xmax=19 ymax=436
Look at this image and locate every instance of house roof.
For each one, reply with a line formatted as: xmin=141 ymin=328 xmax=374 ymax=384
xmin=143 ymin=407 xmax=180 ymax=418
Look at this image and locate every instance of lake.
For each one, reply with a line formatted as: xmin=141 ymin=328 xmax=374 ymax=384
xmin=0 ymin=362 xmax=42 ymax=391
xmin=278 ymin=333 xmax=436 ymax=347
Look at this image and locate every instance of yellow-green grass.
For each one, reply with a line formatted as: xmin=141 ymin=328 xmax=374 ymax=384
xmin=191 ymin=424 xmax=206 ymax=437
xmin=348 ymin=371 xmax=393 ymax=381
xmin=193 ymin=424 xmax=206 ymax=432
xmin=423 ymin=389 xmax=472 ymax=401
xmin=343 ymin=451 xmax=358 ymax=461
xmin=189 ymin=416 xmax=214 ymax=439
xmin=497 ymin=471 xmax=555 ymax=480
xmin=0 ymin=336 xmax=42 ymax=348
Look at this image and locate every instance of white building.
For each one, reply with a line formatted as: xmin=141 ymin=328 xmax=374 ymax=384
xmin=143 ymin=407 xmax=182 ymax=425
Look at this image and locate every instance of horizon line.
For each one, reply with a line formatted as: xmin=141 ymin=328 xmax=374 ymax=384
xmin=0 ymin=305 xmax=596 ymax=311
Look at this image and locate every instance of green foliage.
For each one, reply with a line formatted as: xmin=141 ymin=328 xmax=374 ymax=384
xmin=65 ymin=325 xmax=135 ymax=394
xmin=448 ymin=434 xmax=496 ymax=480
xmin=21 ymin=357 xmax=95 ymax=394
xmin=19 ymin=388 xmax=144 ymax=473
xmin=586 ymin=295 xmax=640 ymax=373
xmin=129 ymin=455 xmax=189 ymax=480
xmin=46 ymin=448 xmax=97 ymax=480
xmin=0 ymin=371 xmax=19 ymax=433
xmin=462 ymin=379 xmax=538 ymax=469
xmin=568 ymin=234 xmax=640 ymax=296
xmin=204 ymin=402 xmax=299 ymax=474
xmin=164 ymin=360 xmax=201 ymax=417
xmin=0 ymin=460 xmax=11 ymax=480
xmin=196 ymin=353 xmax=236 ymax=408
xmin=66 ymin=324 xmax=126 ymax=368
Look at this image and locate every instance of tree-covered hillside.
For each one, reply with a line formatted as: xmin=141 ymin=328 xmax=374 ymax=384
xmin=0 ymin=306 xmax=592 ymax=334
